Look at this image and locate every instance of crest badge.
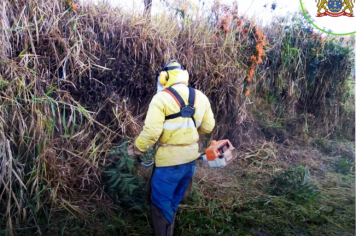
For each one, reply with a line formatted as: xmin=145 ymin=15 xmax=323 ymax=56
xmin=316 ymin=0 xmax=354 ymax=17
xmin=328 ymin=0 xmax=343 ymax=12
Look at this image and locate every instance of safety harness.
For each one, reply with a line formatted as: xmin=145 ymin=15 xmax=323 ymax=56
xmin=163 ymin=87 xmax=197 ymax=127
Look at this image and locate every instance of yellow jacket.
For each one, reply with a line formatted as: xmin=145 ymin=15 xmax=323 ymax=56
xmin=135 ymin=67 xmax=215 ymax=167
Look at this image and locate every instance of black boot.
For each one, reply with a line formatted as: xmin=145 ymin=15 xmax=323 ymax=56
xmin=150 ymin=203 xmax=174 ymax=236
xmin=182 ymin=178 xmax=193 ymax=202
xmin=168 ymin=212 xmax=176 ymax=236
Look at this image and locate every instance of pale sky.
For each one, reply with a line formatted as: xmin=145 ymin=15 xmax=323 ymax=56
xmin=113 ymin=0 xmax=302 ymax=24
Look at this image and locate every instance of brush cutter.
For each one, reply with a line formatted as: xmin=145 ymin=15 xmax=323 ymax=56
xmin=136 ymin=139 xmax=237 ymax=168
xmin=137 ymin=139 xmax=237 ymax=203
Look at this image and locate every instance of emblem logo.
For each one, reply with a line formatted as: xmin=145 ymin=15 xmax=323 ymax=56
xmin=316 ymin=0 xmax=354 ymax=17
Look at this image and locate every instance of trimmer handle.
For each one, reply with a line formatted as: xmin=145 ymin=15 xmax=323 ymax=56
xmin=137 ymin=156 xmax=155 ymax=167
xmin=197 ymin=153 xmax=205 ymax=161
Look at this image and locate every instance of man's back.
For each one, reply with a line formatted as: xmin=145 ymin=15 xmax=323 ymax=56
xmin=129 ymin=60 xmax=215 ymax=236
xmin=135 ymin=67 xmax=214 ymax=167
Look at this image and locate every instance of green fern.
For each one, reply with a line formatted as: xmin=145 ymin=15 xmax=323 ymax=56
xmin=102 ymin=141 xmax=147 ymax=211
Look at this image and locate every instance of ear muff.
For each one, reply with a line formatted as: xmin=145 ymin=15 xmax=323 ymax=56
xmin=159 ymin=71 xmax=168 ymax=85
xmin=157 ymin=60 xmax=186 ymax=86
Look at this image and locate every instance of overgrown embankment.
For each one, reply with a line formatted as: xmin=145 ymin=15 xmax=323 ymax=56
xmin=0 ymin=0 xmax=354 ymax=235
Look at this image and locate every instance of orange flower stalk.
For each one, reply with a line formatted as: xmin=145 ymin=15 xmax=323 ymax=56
xmin=248 ymin=69 xmax=254 ymax=79
xmin=213 ymin=2 xmax=268 ymax=98
xmin=242 ymin=25 xmax=267 ymax=95
xmin=320 ymin=37 xmax=325 ymax=45
xmin=66 ymin=1 xmax=80 ymax=10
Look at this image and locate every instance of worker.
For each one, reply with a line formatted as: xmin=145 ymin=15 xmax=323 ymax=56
xmin=127 ymin=60 xmax=215 ymax=236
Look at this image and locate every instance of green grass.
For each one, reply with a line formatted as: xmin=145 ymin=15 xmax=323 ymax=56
xmin=174 ymin=168 xmax=354 ymax=236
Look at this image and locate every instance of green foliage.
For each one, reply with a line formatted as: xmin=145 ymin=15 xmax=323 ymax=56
xmin=258 ymin=12 xmax=354 ymax=139
xmin=269 ymin=165 xmax=319 ymax=203
xmin=176 ymin=161 xmax=354 ymax=236
xmin=314 ymin=138 xmax=355 ymax=160
xmin=138 ymin=144 xmax=156 ymax=163
xmin=314 ymin=137 xmax=333 ymax=153
xmin=176 ymin=209 xmax=238 ymax=235
xmin=337 ymin=157 xmax=353 ymax=175
xmin=182 ymin=182 xmax=201 ymax=205
xmin=102 ymin=141 xmax=147 ymax=211
xmin=176 ymin=195 xmax=353 ymax=236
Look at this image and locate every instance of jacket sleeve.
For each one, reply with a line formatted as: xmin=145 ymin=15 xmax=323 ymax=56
xmin=198 ymin=98 xmax=215 ymax=135
xmin=135 ymin=94 xmax=165 ymax=152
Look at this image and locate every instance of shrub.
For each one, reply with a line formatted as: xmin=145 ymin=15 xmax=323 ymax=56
xmin=269 ymin=165 xmax=319 ymax=203
xmin=102 ymin=141 xmax=150 ymax=211
xmin=337 ymin=157 xmax=353 ymax=175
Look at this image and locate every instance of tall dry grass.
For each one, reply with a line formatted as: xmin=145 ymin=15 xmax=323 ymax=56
xmin=0 ymin=0 xmax=251 ymax=233
xmin=257 ymin=16 xmax=354 ymax=139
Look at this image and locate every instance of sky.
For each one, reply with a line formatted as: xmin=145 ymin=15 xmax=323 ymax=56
xmin=113 ymin=0 xmax=302 ymax=23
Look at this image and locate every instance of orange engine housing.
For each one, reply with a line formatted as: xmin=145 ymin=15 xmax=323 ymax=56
xmin=205 ymin=139 xmax=234 ymax=162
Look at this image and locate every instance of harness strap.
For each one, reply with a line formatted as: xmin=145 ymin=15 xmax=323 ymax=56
xmin=188 ymin=87 xmax=196 ymax=107
xmin=191 ymin=116 xmax=196 ymax=127
xmin=165 ymin=112 xmax=181 ymax=120
xmin=163 ymin=87 xmax=197 ymax=127
xmin=188 ymin=87 xmax=196 ymax=127
xmin=164 ymin=87 xmax=184 ymax=108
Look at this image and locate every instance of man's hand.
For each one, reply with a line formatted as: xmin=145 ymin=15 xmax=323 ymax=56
xmin=127 ymin=144 xmax=144 ymax=158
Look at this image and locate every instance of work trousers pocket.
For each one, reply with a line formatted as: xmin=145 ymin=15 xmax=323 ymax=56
xmin=162 ymin=166 xmax=186 ymax=183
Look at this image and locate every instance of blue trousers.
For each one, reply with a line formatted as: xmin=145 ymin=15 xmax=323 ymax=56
xmin=150 ymin=161 xmax=196 ymax=223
